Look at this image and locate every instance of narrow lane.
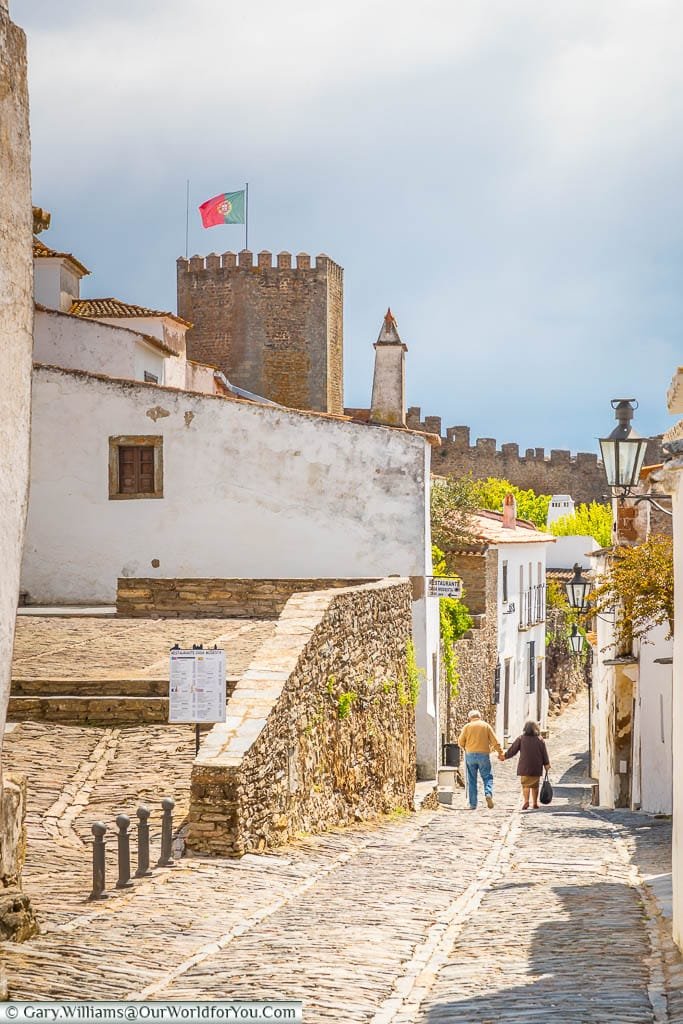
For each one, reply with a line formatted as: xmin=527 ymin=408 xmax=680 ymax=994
xmin=2 ymin=696 xmax=680 ymax=1023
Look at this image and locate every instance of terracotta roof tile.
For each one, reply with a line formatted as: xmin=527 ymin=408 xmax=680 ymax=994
xmin=70 ymin=298 xmax=191 ymax=329
xmin=33 ymin=237 xmax=90 ymax=276
xmin=462 ymin=510 xmax=556 ymax=546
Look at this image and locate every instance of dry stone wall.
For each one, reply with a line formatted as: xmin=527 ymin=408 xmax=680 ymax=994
xmin=117 ymin=578 xmax=374 ymax=619
xmin=188 ymin=580 xmax=416 ymax=856
xmin=0 ymin=775 xmax=36 ymax=946
xmin=441 ymin=549 xmax=499 ymax=743
xmin=177 ymin=251 xmax=344 ymax=415
xmin=545 ymin=608 xmax=589 ymax=715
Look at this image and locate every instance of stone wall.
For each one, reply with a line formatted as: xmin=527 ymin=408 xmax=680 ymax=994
xmin=0 ymin=0 xmax=35 ymax=969
xmin=177 ymin=251 xmax=344 ymax=415
xmin=441 ymin=549 xmax=499 ymax=742
xmin=0 ymin=775 xmax=36 ymax=947
xmin=545 ymin=608 xmax=589 ymax=716
xmin=116 ymin=577 xmax=375 ymax=618
xmin=408 ymin=409 xmax=664 ymax=506
xmin=187 ymin=580 xmax=416 ymax=856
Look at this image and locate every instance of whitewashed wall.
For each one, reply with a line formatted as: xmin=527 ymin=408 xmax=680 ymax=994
xmin=24 ymin=368 xmax=429 ymax=602
xmin=656 ymin=455 xmax=683 ymax=948
xmin=0 ymin=4 xmax=32 ymax=761
xmin=550 ymin=535 xmax=598 ymax=569
xmin=34 ymin=308 xmax=166 ymax=384
xmin=633 ymin=625 xmax=672 ymax=815
xmin=494 ymin=540 xmax=553 ymax=743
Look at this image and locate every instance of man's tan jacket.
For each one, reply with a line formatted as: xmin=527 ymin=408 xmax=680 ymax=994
xmin=457 ymin=719 xmax=504 ymax=756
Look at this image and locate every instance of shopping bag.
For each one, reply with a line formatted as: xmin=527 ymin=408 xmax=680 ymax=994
xmin=539 ymin=770 xmax=553 ymax=805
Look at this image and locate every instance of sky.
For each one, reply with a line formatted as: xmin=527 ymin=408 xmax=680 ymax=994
xmin=13 ymin=0 xmax=683 ymax=453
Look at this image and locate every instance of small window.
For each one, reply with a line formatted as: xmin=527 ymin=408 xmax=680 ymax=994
xmin=502 ymin=561 xmax=508 ymax=603
xmin=109 ymin=436 xmax=163 ymax=500
xmin=144 ymin=371 xmax=159 ymax=384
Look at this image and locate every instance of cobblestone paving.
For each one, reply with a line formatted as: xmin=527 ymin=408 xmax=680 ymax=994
xmin=2 ymin=694 xmax=682 ymax=1022
xmin=11 ymin=616 xmax=276 ymax=680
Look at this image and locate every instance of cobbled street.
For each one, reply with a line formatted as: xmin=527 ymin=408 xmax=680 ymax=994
xmin=3 ymin=694 xmax=682 ymax=1023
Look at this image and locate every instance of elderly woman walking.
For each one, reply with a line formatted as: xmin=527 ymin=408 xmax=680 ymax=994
xmin=500 ymin=720 xmax=550 ymax=809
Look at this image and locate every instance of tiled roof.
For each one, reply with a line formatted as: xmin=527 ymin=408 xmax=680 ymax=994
xmin=546 ymin=568 xmax=575 ymax=583
xmin=33 ymin=237 xmax=90 ymax=276
xmin=462 ymin=510 xmax=556 ymax=546
xmin=70 ymin=298 xmax=191 ymax=328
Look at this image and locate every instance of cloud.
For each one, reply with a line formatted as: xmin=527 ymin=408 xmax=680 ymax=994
xmin=12 ymin=0 xmax=683 ymax=451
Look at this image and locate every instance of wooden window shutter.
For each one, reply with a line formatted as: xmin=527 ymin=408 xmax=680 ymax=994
xmin=528 ymin=640 xmax=536 ymax=693
xmin=118 ymin=445 xmax=155 ymax=495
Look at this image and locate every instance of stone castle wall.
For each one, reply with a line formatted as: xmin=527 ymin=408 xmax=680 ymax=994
xmin=177 ymin=251 xmax=343 ymax=415
xmin=408 ymin=408 xmax=663 ymax=506
xmin=116 ymin=577 xmax=373 ymax=619
xmin=188 ymin=580 xmax=415 ymax=856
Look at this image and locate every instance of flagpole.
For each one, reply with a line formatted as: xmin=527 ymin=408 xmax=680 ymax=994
xmin=185 ymin=179 xmax=190 ymax=259
xmin=245 ymin=181 xmax=249 ymax=250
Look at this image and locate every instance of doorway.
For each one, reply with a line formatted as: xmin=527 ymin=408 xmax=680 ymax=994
xmin=503 ymin=659 xmax=511 ymax=739
xmin=536 ymin=663 xmax=543 ymax=722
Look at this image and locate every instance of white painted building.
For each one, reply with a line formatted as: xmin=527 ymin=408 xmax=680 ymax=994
xmin=457 ymin=512 xmax=555 ymax=742
xmin=589 ymin=534 xmax=672 ymax=815
xmin=32 ymin=239 xmax=227 ymax=395
xmin=654 ymin=368 xmax=683 ymax=948
xmin=546 ymin=494 xmax=575 ymax=527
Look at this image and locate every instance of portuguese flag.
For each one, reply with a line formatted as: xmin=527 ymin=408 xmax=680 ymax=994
xmin=199 ymin=190 xmax=246 ymax=228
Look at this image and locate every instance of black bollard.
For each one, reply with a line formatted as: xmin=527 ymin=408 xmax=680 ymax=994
xmin=88 ymin=822 xmax=108 ymax=900
xmin=115 ymin=814 xmax=134 ymax=889
xmin=135 ymin=805 xmax=153 ymax=878
xmin=156 ymin=797 xmax=175 ymax=867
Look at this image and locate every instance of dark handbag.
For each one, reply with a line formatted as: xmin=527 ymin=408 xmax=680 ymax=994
xmin=539 ymin=770 xmax=553 ymax=805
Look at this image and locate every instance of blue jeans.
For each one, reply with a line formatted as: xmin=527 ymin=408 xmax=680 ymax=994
xmin=465 ymin=753 xmax=493 ymax=808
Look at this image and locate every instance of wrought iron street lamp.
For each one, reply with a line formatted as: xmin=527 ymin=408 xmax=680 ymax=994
xmin=565 ymin=563 xmax=591 ymax=611
xmin=569 ymin=624 xmax=584 ymax=655
xmin=599 ymin=398 xmax=672 ymax=515
xmin=599 ymin=399 xmax=649 ymax=495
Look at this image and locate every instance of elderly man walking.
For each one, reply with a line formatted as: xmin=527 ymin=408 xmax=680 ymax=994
xmin=457 ymin=709 xmax=505 ymax=809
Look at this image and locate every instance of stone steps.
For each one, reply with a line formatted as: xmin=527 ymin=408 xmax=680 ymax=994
xmin=11 ymin=676 xmax=239 ymax=697
xmin=8 ymin=677 xmax=239 ymax=725
xmin=8 ymin=694 xmax=170 ymax=725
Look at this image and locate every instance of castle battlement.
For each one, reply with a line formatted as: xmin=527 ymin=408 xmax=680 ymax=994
xmin=177 ymin=251 xmax=343 ymax=278
xmin=177 ymin=249 xmax=344 ymax=416
xmin=408 ymin=405 xmax=663 ymax=505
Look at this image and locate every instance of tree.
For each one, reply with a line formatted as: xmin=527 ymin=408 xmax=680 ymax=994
xmin=549 ymin=502 xmax=613 ymax=548
xmin=589 ymin=535 xmax=674 ymax=651
xmin=469 ymin=477 xmax=551 ymax=528
xmin=430 ymin=476 xmax=478 ymax=550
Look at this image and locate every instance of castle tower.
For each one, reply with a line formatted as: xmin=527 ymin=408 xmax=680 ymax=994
xmin=177 ymin=251 xmax=343 ymax=415
xmin=370 ymin=308 xmax=407 ymax=427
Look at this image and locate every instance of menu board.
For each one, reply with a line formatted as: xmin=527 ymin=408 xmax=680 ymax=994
xmin=169 ymin=648 xmax=226 ymax=724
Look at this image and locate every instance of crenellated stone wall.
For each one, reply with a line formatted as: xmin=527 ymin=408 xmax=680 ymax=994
xmin=408 ymin=408 xmax=663 ymax=506
xmin=177 ymin=251 xmax=343 ymax=415
xmin=116 ymin=577 xmax=375 ymax=619
xmin=187 ymin=579 xmax=415 ymax=856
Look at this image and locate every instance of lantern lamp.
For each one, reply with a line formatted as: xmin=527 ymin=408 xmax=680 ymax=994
xmin=599 ymin=399 xmax=649 ymax=493
xmin=569 ymin=624 xmax=584 ymax=655
xmin=565 ymin=563 xmax=591 ymax=611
